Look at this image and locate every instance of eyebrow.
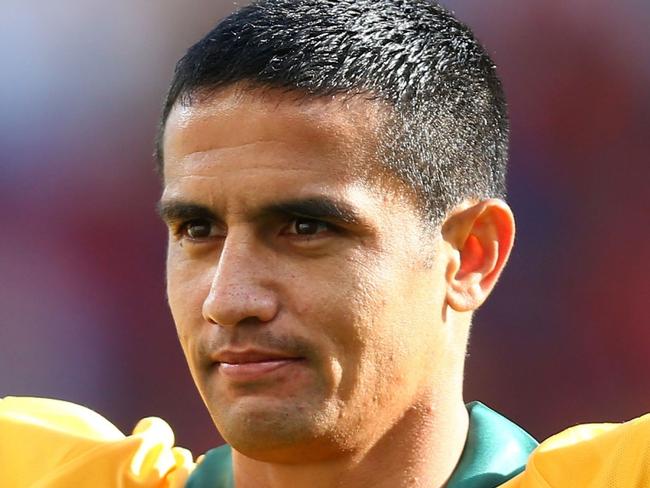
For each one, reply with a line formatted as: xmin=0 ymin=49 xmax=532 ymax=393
xmin=266 ymin=197 xmax=362 ymax=225
xmin=157 ymin=201 xmax=217 ymax=223
xmin=157 ymin=196 xmax=363 ymax=226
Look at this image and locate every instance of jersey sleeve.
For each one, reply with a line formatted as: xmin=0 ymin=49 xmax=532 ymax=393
xmin=0 ymin=396 xmax=196 ymax=488
xmin=500 ymin=412 xmax=650 ymax=487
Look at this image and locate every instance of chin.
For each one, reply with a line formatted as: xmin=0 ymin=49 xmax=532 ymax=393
xmin=211 ymin=397 xmax=345 ymax=462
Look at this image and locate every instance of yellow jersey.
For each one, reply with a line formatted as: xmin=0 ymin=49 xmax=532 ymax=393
xmin=1 ymin=396 xmax=647 ymax=487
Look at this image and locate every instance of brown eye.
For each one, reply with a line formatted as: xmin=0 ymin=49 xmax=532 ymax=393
xmin=183 ymin=220 xmax=217 ymax=239
xmin=290 ymin=218 xmax=329 ymax=235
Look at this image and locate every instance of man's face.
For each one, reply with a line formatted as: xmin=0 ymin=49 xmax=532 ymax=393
xmin=161 ymin=86 xmax=454 ymax=461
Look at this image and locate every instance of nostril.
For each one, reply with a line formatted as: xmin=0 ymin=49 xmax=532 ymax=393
xmin=204 ymin=313 xmax=219 ymax=325
xmin=202 ymin=286 xmax=279 ymax=328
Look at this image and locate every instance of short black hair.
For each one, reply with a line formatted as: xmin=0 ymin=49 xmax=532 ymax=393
xmin=156 ymin=0 xmax=508 ymax=224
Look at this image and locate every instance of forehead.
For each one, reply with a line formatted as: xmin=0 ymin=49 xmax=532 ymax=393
xmin=162 ymin=85 xmax=385 ymax=185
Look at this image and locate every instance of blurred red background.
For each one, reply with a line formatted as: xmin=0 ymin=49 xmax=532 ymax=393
xmin=1 ymin=0 xmax=648 ymax=455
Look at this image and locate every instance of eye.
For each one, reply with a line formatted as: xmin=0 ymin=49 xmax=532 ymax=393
xmin=178 ymin=219 xmax=219 ymax=240
xmin=287 ymin=218 xmax=331 ymax=236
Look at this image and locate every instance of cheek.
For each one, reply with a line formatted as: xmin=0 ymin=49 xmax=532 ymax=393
xmin=336 ymin=255 xmax=441 ymax=404
xmin=166 ymin=248 xmax=213 ymax=343
xmin=301 ymin=255 xmax=392 ymax=392
xmin=277 ymin=257 xmax=371 ymax=383
xmin=374 ymin=269 xmax=447 ymax=398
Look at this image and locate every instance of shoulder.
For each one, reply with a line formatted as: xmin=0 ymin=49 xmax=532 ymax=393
xmin=501 ymin=412 xmax=650 ymax=487
xmin=1 ymin=396 xmax=124 ymax=439
xmin=0 ymin=396 xmax=195 ymax=487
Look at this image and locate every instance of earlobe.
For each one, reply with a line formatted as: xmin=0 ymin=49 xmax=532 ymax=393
xmin=444 ymin=199 xmax=515 ymax=312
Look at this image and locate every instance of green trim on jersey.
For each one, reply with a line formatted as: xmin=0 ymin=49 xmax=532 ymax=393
xmin=185 ymin=443 xmax=233 ymax=488
xmin=186 ymin=401 xmax=538 ymax=488
xmin=446 ymin=402 xmax=538 ymax=487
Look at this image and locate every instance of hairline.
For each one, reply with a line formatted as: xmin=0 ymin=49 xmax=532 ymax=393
xmin=155 ymin=81 xmax=442 ymax=228
xmin=155 ymin=81 xmax=387 ymax=176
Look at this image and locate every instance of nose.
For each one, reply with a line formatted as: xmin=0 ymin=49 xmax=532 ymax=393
xmin=202 ymin=233 xmax=279 ymax=327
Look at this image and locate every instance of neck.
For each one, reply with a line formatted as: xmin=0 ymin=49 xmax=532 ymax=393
xmin=231 ymin=396 xmax=469 ymax=488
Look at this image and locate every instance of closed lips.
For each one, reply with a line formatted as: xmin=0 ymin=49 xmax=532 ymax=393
xmin=213 ymin=349 xmax=303 ymax=364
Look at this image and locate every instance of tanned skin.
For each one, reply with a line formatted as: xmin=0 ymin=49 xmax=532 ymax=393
xmin=159 ymin=85 xmax=515 ymax=488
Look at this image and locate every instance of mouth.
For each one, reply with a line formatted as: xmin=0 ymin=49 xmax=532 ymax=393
xmin=213 ymin=349 xmax=306 ymax=381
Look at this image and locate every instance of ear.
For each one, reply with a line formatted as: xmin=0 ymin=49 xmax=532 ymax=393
xmin=442 ymin=199 xmax=515 ymax=312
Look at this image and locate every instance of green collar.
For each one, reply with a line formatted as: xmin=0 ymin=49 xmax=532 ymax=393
xmin=446 ymin=402 xmax=538 ymax=487
xmin=186 ymin=402 xmax=537 ymax=488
